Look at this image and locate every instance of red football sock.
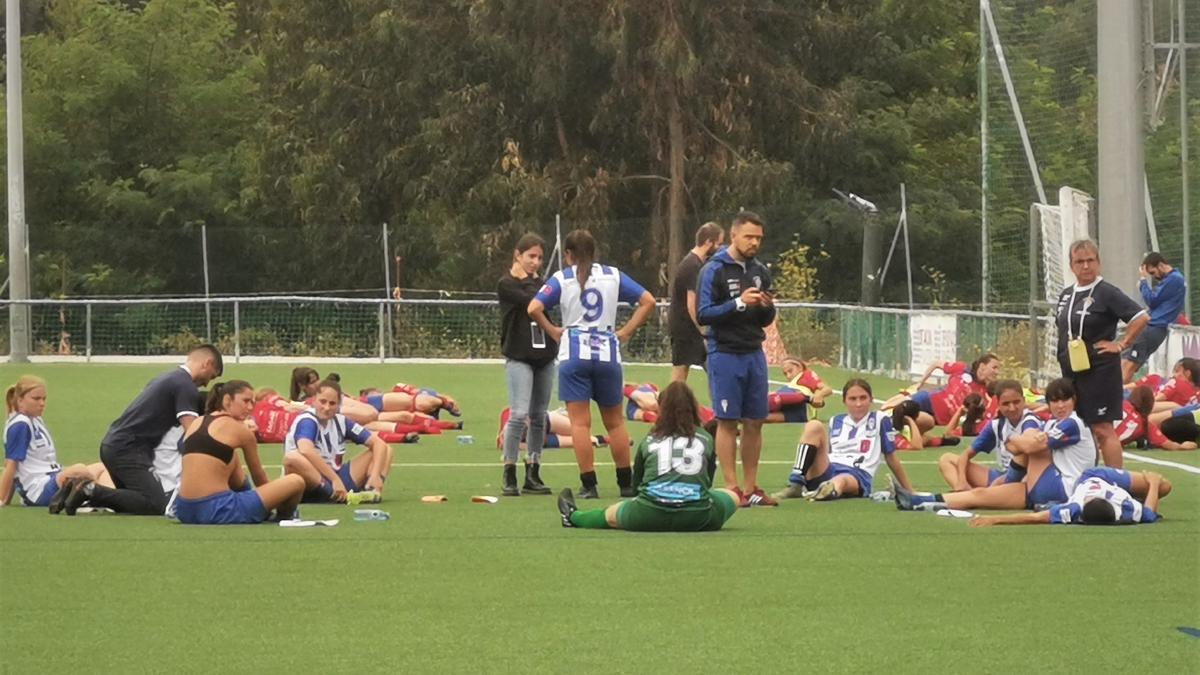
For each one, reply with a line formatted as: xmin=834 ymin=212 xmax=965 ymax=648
xmin=642 ymin=411 xmax=658 ymax=423
xmin=768 ymin=391 xmax=810 ymax=411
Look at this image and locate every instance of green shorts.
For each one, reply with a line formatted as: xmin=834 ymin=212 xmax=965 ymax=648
xmin=615 ymin=491 xmax=737 ymax=532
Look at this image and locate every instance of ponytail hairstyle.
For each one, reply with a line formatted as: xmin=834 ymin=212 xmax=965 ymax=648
xmin=969 ymin=353 xmax=999 ymax=381
xmin=290 ymin=367 xmax=320 ymax=401
xmin=891 ymin=399 xmax=921 ymax=432
xmin=205 ymin=380 xmax=253 ymax=414
xmin=650 ymin=382 xmax=702 ymax=441
xmin=564 ymin=229 xmax=597 ymax=288
xmin=960 ymin=393 xmax=986 ymax=437
xmin=5 ymin=375 xmax=47 ymax=415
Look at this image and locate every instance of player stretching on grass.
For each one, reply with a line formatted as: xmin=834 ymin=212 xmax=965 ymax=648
xmin=936 ymin=379 xmax=1041 ymax=490
xmin=773 ymin=379 xmax=914 ymax=501
xmin=557 ymin=382 xmax=739 ymax=531
xmin=697 ymin=211 xmax=777 ymax=506
xmin=282 ymin=379 xmax=393 ymax=504
xmin=1 ymin=376 xmax=112 ymax=511
xmin=172 ymin=381 xmax=305 ymax=525
xmin=968 ymin=468 xmax=1170 ymax=526
xmin=528 ymin=229 xmax=656 ymax=499
xmin=894 ymin=378 xmax=1098 ymax=512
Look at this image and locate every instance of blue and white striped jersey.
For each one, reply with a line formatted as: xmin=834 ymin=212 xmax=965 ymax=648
xmin=534 ymin=264 xmax=646 ymax=363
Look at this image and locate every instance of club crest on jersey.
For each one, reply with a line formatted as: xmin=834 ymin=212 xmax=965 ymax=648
xmin=866 ymin=414 xmax=877 ymax=433
xmin=753 ymin=276 xmax=762 ymax=289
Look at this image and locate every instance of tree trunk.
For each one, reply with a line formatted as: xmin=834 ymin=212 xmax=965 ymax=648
xmin=666 ymin=87 xmax=687 ymax=290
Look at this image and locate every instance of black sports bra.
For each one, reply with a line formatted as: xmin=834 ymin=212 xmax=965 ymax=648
xmin=182 ymin=414 xmax=237 ymax=464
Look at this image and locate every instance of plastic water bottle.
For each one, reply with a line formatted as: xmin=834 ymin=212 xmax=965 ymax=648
xmin=456 ymin=435 xmax=474 ymax=445
xmin=353 ymin=509 xmax=390 ymax=521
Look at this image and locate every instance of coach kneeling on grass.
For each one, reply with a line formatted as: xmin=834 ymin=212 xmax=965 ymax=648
xmin=1054 ymin=240 xmax=1148 ymax=470
xmin=62 ymin=345 xmax=222 ymax=515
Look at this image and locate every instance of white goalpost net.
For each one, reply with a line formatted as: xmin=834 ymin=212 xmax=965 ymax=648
xmin=1032 ymin=186 xmax=1094 ymax=383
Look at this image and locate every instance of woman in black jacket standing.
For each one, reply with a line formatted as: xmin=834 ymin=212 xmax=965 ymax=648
xmin=497 ymin=234 xmax=559 ymax=496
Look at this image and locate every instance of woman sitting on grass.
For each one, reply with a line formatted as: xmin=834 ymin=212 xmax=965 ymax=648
xmin=556 ymin=382 xmax=739 ymax=532
xmin=173 ymin=380 xmax=305 ymax=525
xmin=0 ymin=375 xmax=112 ymax=512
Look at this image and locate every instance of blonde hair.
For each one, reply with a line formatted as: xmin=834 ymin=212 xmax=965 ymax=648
xmin=6 ymin=375 xmax=47 ymax=414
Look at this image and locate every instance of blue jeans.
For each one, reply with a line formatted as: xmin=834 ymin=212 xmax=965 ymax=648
xmin=503 ymin=359 xmax=556 ymax=464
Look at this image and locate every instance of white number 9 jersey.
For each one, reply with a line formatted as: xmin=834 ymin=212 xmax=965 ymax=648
xmin=534 ymin=264 xmax=647 ymax=362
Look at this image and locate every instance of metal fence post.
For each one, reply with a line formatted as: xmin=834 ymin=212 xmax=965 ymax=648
xmin=85 ymin=301 xmax=92 ymax=363
xmin=377 ymin=302 xmax=386 ymax=363
xmin=233 ymin=300 xmax=241 ymax=363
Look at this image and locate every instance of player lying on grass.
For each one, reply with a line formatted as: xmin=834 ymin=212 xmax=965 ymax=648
xmin=937 ymin=380 xmax=1041 ymax=490
xmin=282 ymin=379 xmax=393 ymax=504
xmin=623 ymin=382 xmax=716 ymax=424
xmin=894 ymin=378 xmax=1098 ymax=512
xmin=497 ymin=407 xmax=608 ymax=452
xmin=168 ymin=380 xmax=305 ymax=525
xmin=772 ymin=378 xmax=915 ymax=501
xmin=968 ymin=468 xmax=1170 ymax=526
xmin=1116 ymin=385 xmax=1196 ymax=450
xmin=0 ymin=375 xmax=113 ymax=511
xmin=289 ymin=367 xmax=462 ymax=426
xmin=1160 ymin=405 xmax=1200 ymax=447
xmin=556 ymin=382 xmax=739 ymax=531
xmin=1148 ymin=358 xmax=1200 ymax=415
xmin=764 ymin=357 xmax=833 ymax=424
xmin=890 ymin=395 xmax=986 ymax=450
xmin=881 ymin=354 xmax=1000 ymax=430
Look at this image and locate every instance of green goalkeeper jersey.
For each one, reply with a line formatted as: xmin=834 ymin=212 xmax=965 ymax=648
xmin=633 ymin=430 xmax=717 ymax=511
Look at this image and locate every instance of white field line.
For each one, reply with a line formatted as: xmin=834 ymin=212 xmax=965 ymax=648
xmin=1122 ymin=451 xmax=1200 ymax=475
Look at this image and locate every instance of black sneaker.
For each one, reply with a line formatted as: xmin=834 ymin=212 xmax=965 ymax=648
xmin=48 ymin=477 xmax=80 ymax=515
xmin=619 ymin=485 xmax=637 ymax=498
xmin=63 ymin=480 xmax=94 ymax=516
xmin=577 ymin=484 xmax=599 ymax=500
xmin=557 ymin=488 xmax=578 ymax=528
xmin=522 ymin=462 xmax=551 ymax=495
xmin=501 ymin=465 xmax=520 ymax=497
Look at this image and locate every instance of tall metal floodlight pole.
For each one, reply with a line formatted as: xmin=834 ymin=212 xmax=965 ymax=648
xmin=7 ymin=0 xmax=31 ymax=362
xmin=1097 ymin=1 xmax=1145 ymax=296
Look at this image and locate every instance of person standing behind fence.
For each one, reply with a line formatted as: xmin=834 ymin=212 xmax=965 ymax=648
xmin=697 ymin=211 xmax=777 ymax=507
xmin=1121 ymin=252 xmax=1188 ymax=383
xmin=528 ymin=229 xmax=657 ymax=499
xmin=669 ymin=222 xmax=725 ymax=383
xmin=68 ymin=345 xmax=223 ymax=515
xmin=497 ymin=233 xmax=558 ymax=497
xmin=1055 ymin=240 xmax=1149 ymax=470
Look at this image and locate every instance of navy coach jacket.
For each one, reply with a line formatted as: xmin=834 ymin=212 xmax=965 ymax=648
xmin=696 ymin=247 xmax=776 ymax=354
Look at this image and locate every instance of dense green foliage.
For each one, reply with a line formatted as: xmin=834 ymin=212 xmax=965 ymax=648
xmin=7 ymin=0 xmax=1191 ymax=311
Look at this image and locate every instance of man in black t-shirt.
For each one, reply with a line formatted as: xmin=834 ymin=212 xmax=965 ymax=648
xmin=63 ymin=345 xmax=223 ymax=515
xmin=669 ymin=222 xmax=724 ymax=382
xmin=1054 ymin=240 xmax=1149 ymax=469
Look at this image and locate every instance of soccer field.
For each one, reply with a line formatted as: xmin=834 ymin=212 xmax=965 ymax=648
xmin=1 ymin=362 xmax=1197 ymax=673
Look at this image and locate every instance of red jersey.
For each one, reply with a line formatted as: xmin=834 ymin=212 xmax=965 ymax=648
xmin=792 ymin=369 xmax=824 ymax=392
xmin=1134 ymin=373 xmax=1163 ymax=392
xmin=253 ymin=394 xmax=304 ymax=444
xmin=929 ymin=362 xmax=974 ymax=426
xmin=1114 ymin=400 xmax=1169 ymax=447
xmin=1158 ymin=376 xmax=1199 ymax=407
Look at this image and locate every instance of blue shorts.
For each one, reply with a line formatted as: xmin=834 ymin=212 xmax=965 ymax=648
xmin=708 ymin=351 xmax=769 ymax=420
xmin=337 ymin=464 xmax=362 ymax=492
xmin=809 ymin=463 xmax=873 ymax=496
xmin=781 ymin=405 xmax=809 ymax=424
xmin=1121 ymin=325 xmax=1169 ymax=366
xmin=1078 ymin=467 xmax=1132 ymax=491
xmin=19 ymin=472 xmax=60 ymax=507
xmin=987 ymin=468 xmax=1003 ymax=484
xmin=1026 ymin=465 xmax=1068 ymax=509
xmin=559 ymin=358 xmax=624 ymax=407
xmin=364 ymin=394 xmax=385 ymax=411
xmin=910 ymin=390 xmax=935 ymax=416
xmin=175 ymin=489 xmax=267 ymax=525
xmin=1171 ymin=403 xmax=1200 ymax=418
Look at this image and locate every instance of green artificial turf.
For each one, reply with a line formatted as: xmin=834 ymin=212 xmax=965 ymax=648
xmin=0 ymin=362 xmax=1197 ymax=673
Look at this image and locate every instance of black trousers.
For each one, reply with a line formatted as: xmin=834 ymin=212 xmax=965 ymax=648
xmin=92 ymin=444 xmax=168 ymax=515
